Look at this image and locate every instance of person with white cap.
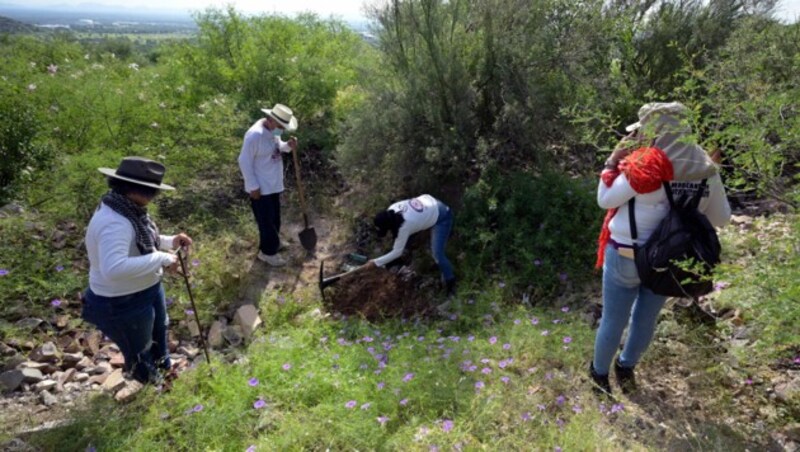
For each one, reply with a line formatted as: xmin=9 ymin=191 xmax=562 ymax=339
xmin=238 ymin=103 xmax=299 ymax=266
xmin=82 ymin=157 xmax=193 ymax=385
xmin=589 ymin=102 xmax=731 ymax=395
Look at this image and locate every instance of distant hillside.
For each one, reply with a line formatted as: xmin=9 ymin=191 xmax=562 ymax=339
xmin=0 ymin=15 xmax=33 ymax=33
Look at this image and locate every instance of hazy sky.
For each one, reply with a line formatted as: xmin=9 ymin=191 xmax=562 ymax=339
xmin=5 ymin=0 xmax=800 ymax=22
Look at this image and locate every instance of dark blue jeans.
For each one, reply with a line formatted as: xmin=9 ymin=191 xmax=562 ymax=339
xmin=82 ymin=282 xmax=170 ymax=383
xmin=431 ymin=201 xmax=455 ymax=282
xmin=250 ymin=193 xmax=281 ymax=256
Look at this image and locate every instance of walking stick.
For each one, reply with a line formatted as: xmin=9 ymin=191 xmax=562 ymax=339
xmin=176 ymin=250 xmax=212 ymax=369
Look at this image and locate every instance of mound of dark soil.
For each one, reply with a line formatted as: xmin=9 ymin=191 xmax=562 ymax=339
xmin=322 ymin=266 xmax=433 ymax=321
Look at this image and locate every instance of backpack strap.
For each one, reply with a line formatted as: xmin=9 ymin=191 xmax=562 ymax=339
xmin=692 ymin=179 xmax=708 ymax=208
xmin=663 ymin=181 xmax=675 ymax=207
xmin=628 ymin=197 xmax=637 ymax=246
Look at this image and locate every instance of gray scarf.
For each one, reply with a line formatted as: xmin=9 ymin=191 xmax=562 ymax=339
xmin=101 ymin=191 xmax=160 ymax=255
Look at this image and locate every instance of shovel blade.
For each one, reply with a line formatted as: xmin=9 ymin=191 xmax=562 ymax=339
xmin=299 ymin=227 xmax=317 ymax=251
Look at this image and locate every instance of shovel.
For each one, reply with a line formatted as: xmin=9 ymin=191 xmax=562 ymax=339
xmin=291 ymin=144 xmax=317 ymax=251
xmin=319 ymin=260 xmax=350 ymax=301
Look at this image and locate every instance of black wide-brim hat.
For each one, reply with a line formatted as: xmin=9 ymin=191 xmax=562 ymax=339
xmin=98 ymin=156 xmax=175 ymax=190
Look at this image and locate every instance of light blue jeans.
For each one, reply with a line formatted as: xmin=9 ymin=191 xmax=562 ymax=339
xmin=592 ymin=245 xmax=668 ymax=375
xmin=431 ymin=201 xmax=455 ymax=282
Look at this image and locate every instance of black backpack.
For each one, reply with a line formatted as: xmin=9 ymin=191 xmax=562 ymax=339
xmin=630 ymin=179 xmax=721 ymax=298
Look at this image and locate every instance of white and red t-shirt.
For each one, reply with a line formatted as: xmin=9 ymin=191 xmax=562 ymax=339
xmin=373 ymin=194 xmax=440 ymax=267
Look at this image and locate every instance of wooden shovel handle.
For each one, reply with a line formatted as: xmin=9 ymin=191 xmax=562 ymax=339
xmin=291 ymin=146 xmax=310 ymax=218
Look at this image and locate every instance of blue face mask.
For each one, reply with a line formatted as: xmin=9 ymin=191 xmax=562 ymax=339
xmin=272 ymin=128 xmax=284 ymax=138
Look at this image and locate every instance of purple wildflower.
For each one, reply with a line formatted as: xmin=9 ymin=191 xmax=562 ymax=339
xmin=481 ymin=367 xmax=492 ymax=374
xmin=51 ymin=299 xmax=62 ymax=307
xmin=555 ymin=447 xmax=563 ymax=452
xmin=498 ymin=359 xmax=508 ymax=369
xmin=246 ymin=446 xmax=256 ymax=452
xmin=345 ymin=400 xmax=357 ymax=409
xmin=253 ymin=399 xmax=267 ymax=409
xmin=475 ymin=381 xmax=485 ymax=390
xmin=55 ymin=265 xmax=65 ymax=272
xmin=559 ymin=272 xmax=568 ymax=282
xmin=563 ymin=336 xmax=572 ymax=344
xmin=500 ymin=376 xmax=510 ymax=384
xmin=572 ymin=404 xmax=583 ymax=414
xmin=489 ymin=336 xmax=497 ymax=345
xmin=192 ymin=404 xmax=204 ymax=412
xmin=534 ymin=259 xmax=542 ymax=266
xmin=514 ymin=319 xmax=521 ymax=325
xmin=361 ymin=402 xmax=371 ymax=410
xmin=399 ymin=398 xmax=409 ymax=406
xmin=537 ymin=404 xmax=546 ymax=411
xmin=611 ymin=403 xmax=625 ymax=414
xmin=191 ymin=259 xmax=200 ymax=267
xmin=498 ymin=281 xmax=506 ymax=288
xmin=185 ymin=309 xmax=194 ymax=316
xmin=556 ymin=395 xmax=566 ymax=405
xmin=467 ymin=335 xmax=475 ymax=342
xmin=47 ymin=64 xmax=58 ymax=74
xmin=417 ymin=336 xmax=425 ymax=342
xmin=794 ymin=356 xmax=800 ymax=364
xmin=745 ymin=378 xmax=753 ymax=385
xmin=521 ymin=411 xmax=531 ymax=421
xmin=282 ymin=363 xmax=292 ymax=371
xmin=402 ymin=373 xmax=415 ymax=382
xmin=377 ymin=415 xmax=389 ymax=425
xmin=0 ymin=269 xmax=8 ymax=276
xmin=541 ymin=330 xmax=550 ymax=336
xmin=503 ymin=343 xmax=511 ymax=350
xmin=166 ymin=297 xmax=174 ymax=306
xmin=545 ymin=372 xmax=553 ymax=380
xmin=561 ymin=306 xmax=570 ymax=313
xmin=248 ymin=377 xmax=259 ymax=387
xmin=442 ymin=419 xmax=454 ymax=432
xmin=377 ymin=382 xmax=385 ymax=390
xmin=531 ymin=317 xmax=540 ymax=325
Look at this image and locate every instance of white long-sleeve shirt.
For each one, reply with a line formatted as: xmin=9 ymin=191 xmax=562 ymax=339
xmin=598 ymin=172 xmax=731 ymax=246
xmin=374 ymin=195 xmax=440 ymax=267
xmin=86 ymin=203 xmax=177 ymax=297
xmin=237 ymin=119 xmax=292 ymax=195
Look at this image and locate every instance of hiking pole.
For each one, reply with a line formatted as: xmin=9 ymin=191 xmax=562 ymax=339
xmin=176 ymin=249 xmax=212 ymax=369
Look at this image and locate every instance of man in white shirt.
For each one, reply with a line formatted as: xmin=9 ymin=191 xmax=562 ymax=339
xmin=238 ymin=103 xmax=299 ymax=267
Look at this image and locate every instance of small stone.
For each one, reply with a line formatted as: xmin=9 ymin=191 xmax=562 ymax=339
xmin=102 ymin=369 xmax=125 ymax=392
xmin=75 ymin=356 xmax=93 ymax=370
xmin=223 ymin=325 xmax=243 ymax=347
xmin=34 ymin=379 xmax=57 ymax=392
xmin=62 ymin=352 xmax=84 ymax=367
xmin=83 ymin=331 xmax=102 ymax=356
xmin=88 ymin=373 xmax=109 ymax=385
xmin=775 ymin=378 xmax=800 ymax=403
xmin=19 ymin=368 xmax=45 ymax=383
xmin=109 ymin=353 xmax=125 ymax=368
xmin=0 ymin=342 xmax=16 ymax=356
xmin=177 ymin=345 xmax=199 ymax=359
xmin=114 ymin=380 xmax=144 ymax=403
xmin=74 ymin=372 xmax=89 ymax=383
xmin=55 ymin=315 xmax=69 ymax=329
xmin=29 ymin=342 xmax=60 ymax=363
xmin=0 ymin=370 xmax=25 ymax=392
xmin=186 ymin=319 xmax=201 ymax=337
xmin=90 ymin=361 xmax=113 ymax=375
xmin=233 ymin=305 xmax=262 ymax=340
xmin=40 ymin=390 xmax=57 ymax=406
xmin=168 ymin=338 xmax=179 ymax=353
xmin=207 ymin=321 xmax=225 ymax=348
xmin=15 ymin=318 xmax=44 ymax=331
xmin=2 ymin=354 xmax=25 ymax=372
xmin=57 ymin=368 xmax=76 ymax=392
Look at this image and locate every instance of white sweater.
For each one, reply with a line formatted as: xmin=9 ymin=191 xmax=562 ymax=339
xmin=598 ymin=172 xmax=731 ymax=246
xmin=237 ymin=119 xmax=292 ymax=195
xmin=374 ymin=195 xmax=440 ymax=267
xmin=86 ymin=203 xmax=176 ymax=297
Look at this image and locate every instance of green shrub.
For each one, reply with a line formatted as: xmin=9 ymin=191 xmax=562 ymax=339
xmin=458 ymin=169 xmax=600 ymax=297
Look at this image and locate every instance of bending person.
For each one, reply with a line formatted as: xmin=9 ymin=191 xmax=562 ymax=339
xmin=364 ymin=194 xmax=456 ymax=294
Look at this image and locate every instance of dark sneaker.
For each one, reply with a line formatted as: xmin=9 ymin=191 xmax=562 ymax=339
xmin=589 ymin=362 xmax=612 ymax=396
xmin=614 ymin=358 xmax=637 ymax=394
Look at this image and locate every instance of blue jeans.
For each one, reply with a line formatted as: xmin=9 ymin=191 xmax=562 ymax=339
xmin=82 ymin=282 xmax=170 ymax=383
xmin=250 ymin=193 xmax=281 ymax=256
xmin=592 ymin=245 xmax=668 ymax=375
xmin=431 ymin=201 xmax=455 ymax=282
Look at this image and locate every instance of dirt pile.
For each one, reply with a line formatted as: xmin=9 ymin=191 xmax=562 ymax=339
xmin=322 ymin=266 xmax=433 ymax=321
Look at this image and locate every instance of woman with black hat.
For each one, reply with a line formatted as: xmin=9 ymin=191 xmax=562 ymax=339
xmin=82 ymin=157 xmax=193 ymax=385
